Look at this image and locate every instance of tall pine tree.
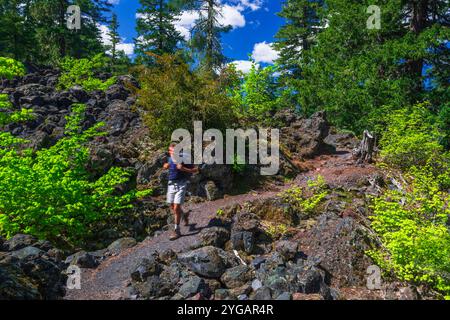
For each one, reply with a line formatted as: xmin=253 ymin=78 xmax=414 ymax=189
xmin=189 ymin=0 xmax=231 ymax=73
xmin=134 ymin=0 xmax=183 ymax=65
xmin=276 ymin=0 xmax=449 ymax=133
xmin=107 ymin=13 xmax=120 ymax=71
xmin=274 ymin=0 xmax=324 ymax=79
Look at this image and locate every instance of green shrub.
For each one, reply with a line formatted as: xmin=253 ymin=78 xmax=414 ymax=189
xmin=0 ymin=57 xmax=25 ymax=79
xmin=379 ymin=103 xmax=445 ymax=170
xmin=0 ymin=103 xmax=150 ymax=247
xmin=368 ymin=166 xmax=450 ymax=298
xmin=134 ymin=54 xmax=237 ymax=144
xmin=279 ymin=175 xmax=329 ymax=217
xmin=57 ymin=53 xmax=116 ymax=92
xmin=0 ymin=94 xmax=34 ymax=126
xmin=226 ymin=62 xmax=280 ymax=124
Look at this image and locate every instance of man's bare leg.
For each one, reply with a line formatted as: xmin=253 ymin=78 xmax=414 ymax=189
xmin=170 ymin=204 xmax=182 ymax=240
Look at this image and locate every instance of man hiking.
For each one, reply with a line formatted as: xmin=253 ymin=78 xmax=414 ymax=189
xmin=163 ymin=143 xmax=199 ymax=241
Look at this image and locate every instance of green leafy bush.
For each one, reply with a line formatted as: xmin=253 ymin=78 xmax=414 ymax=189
xmin=57 ymin=53 xmax=116 ymax=92
xmin=134 ymin=54 xmax=236 ymax=144
xmin=0 ymin=57 xmax=25 ymax=79
xmin=379 ymin=103 xmax=445 ymax=170
xmin=368 ymin=166 xmax=450 ymax=298
xmin=279 ymin=175 xmax=329 ymax=217
xmin=226 ymin=62 xmax=280 ymax=123
xmin=0 ymin=94 xmax=34 ymax=126
xmin=0 ymin=103 xmax=150 ymax=247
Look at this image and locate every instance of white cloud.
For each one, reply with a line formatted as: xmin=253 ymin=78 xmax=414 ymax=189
xmin=173 ymin=10 xmax=199 ymax=41
xmin=233 ymin=0 xmax=264 ymax=11
xmin=98 ymin=24 xmax=134 ymax=56
xmin=218 ymin=4 xmax=246 ymax=28
xmin=229 ymin=60 xmax=259 ymax=74
xmin=172 ymin=1 xmax=264 ymax=40
xmin=251 ymin=41 xmax=279 ymax=64
xmin=107 ymin=0 xmax=120 ymax=4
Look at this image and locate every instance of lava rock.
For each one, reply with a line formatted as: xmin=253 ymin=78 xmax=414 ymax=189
xmin=4 ymin=234 xmax=37 ymax=251
xmin=107 ymin=237 xmax=137 ymax=255
xmin=131 ymin=257 xmax=162 ymax=282
xmin=220 ymin=265 xmax=254 ymax=289
xmin=178 ymin=246 xmax=238 ymax=278
xmin=65 ymin=251 xmax=99 ymax=269
xmin=199 ymin=227 xmax=230 ymax=248
xmin=178 ymin=276 xmax=209 ymax=299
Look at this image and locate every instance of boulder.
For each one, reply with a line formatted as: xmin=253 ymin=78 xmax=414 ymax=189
xmin=220 ymin=265 xmax=254 ymax=289
xmin=65 ymin=251 xmax=99 ymax=269
xmin=178 ymin=246 xmax=238 ymax=278
xmin=131 ymin=257 xmax=162 ymax=282
xmin=281 ymin=111 xmax=335 ymax=158
xmin=250 ymin=286 xmax=272 ymax=300
xmin=274 ymin=240 xmax=299 ymax=261
xmin=178 ymin=276 xmax=210 ymax=299
xmin=199 ymin=227 xmax=230 ymax=248
xmin=107 ymin=237 xmax=137 ymax=255
xmin=4 ymin=234 xmax=37 ymax=251
xmin=10 ymin=247 xmax=44 ymax=260
xmin=299 ymin=213 xmax=375 ymax=287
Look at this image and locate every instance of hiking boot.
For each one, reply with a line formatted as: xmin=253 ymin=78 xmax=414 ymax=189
xmin=169 ymin=229 xmax=181 ymax=241
xmin=182 ymin=210 xmax=190 ymax=226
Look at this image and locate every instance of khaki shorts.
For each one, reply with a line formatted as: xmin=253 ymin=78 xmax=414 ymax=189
xmin=166 ymin=180 xmax=188 ymax=204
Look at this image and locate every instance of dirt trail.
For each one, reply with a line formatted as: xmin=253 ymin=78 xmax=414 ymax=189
xmin=65 ymin=149 xmax=375 ymax=300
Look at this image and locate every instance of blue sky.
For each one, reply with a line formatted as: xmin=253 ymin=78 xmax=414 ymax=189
xmin=103 ymin=0 xmax=285 ymax=71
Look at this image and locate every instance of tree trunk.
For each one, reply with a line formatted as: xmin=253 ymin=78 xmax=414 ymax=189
xmin=353 ymin=130 xmax=375 ymax=164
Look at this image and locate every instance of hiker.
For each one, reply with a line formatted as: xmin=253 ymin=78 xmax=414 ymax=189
xmin=163 ymin=143 xmax=199 ymax=240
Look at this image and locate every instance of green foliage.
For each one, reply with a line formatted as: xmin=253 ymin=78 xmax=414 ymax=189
xmin=0 ymin=57 xmax=25 ymax=79
xmin=57 ymin=54 xmax=116 ymax=92
xmin=134 ymin=54 xmax=237 ymax=144
xmin=379 ymin=103 xmax=445 ymax=170
xmin=227 ymin=62 xmax=281 ymax=123
xmin=275 ymin=0 xmax=450 ymax=133
xmin=134 ymin=0 xmax=184 ymax=65
xmin=368 ymin=166 xmax=450 ymax=298
xmin=0 ymin=103 xmax=151 ymax=246
xmin=279 ymin=175 xmax=329 ymax=217
xmin=0 ymin=94 xmax=33 ymax=126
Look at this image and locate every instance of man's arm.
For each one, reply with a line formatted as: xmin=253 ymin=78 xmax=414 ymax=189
xmin=176 ymin=164 xmax=199 ymax=174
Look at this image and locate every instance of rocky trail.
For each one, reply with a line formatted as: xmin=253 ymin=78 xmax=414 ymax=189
xmin=65 ymin=149 xmax=378 ymax=300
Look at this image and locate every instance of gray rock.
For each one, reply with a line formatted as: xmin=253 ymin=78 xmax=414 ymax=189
xmin=251 ymin=279 xmax=263 ymax=291
xmin=10 ymin=247 xmax=44 ymax=260
xmin=251 ymin=286 xmax=272 ymax=300
xmin=178 ymin=246 xmax=238 ymax=278
xmin=4 ymin=234 xmax=37 ymax=251
xmin=65 ymin=251 xmax=99 ymax=269
xmin=178 ymin=276 xmax=209 ymax=299
xmin=231 ymin=231 xmax=255 ymax=254
xmin=131 ymin=257 xmax=162 ymax=282
xmin=107 ymin=237 xmax=137 ymax=255
xmin=220 ymin=265 xmax=253 ymax=289
xmin=276 ymin=292 xmax=292 ymax=300
xmin=199 ymin=227 xmax=230 ymax=248
xmin=274 ymin=240 xmax=299 ymax=261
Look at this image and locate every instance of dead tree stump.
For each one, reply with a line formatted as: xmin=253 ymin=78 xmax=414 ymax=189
xmin=353 ymin=130 xmax=375 ymax=164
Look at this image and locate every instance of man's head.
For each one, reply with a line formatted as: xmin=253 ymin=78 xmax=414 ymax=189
xmin=168 ymin=143 xmax=176 ymax=157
